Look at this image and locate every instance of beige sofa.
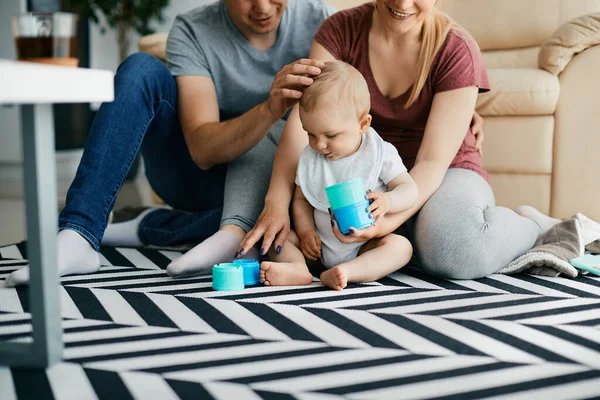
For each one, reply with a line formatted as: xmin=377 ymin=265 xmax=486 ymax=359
xmin=139 ymin=0 xmax=600 ymax=221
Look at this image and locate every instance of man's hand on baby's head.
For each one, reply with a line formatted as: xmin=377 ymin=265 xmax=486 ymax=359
xmin=366 ymin=191 xmax=390 ymax=219
xmin=299 ymin=231 xmax=321 ymax=261
xmin=266 ymin=58 xmax=324 ymax=119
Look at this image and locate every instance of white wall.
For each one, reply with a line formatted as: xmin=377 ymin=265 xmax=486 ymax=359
xmin=0 ymin=0 xmax=217 ymax=164
xmin=90 ymin=0 xmax=217 ymax=73
xmin=0 ymin=0 xmax=216 ymax=197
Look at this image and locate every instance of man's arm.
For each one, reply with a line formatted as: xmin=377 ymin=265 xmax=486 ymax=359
xmin=177 ymin=59 xmax=323 ymax=170
xmin=177 ymin=75 xmax=277 ymax=169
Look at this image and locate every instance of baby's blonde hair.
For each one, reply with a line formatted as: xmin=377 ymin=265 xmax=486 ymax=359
xmin=300 ymin=60 xmax=370 ymax=119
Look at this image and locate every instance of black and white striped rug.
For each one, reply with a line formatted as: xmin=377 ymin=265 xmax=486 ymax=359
xmin=0 ymin=242 xmax=599 ymax=399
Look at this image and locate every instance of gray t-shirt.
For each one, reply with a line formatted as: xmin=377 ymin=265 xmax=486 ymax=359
xmin=166 ymin=0 xmax=336 ymax=121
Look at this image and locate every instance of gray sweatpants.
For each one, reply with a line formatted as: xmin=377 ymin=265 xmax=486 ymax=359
xmin=220 ymin=119 xmax=286 ymax=232
xmin=414 ymin=168 xmax=543 ymax=279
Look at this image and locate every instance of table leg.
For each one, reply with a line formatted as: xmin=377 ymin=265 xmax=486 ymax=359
xmin=0 ymin=104 xmax=63 ymax=367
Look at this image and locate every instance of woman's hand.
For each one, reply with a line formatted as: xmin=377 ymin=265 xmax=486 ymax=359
xmin=265 ymin=59 xmax=324 ymax=120
xmin=366 ymin=191 xmax=390 ymax=219
xmin=237 ymin=200 xmax=290 ymax=257
xmin=470 ymin=110 xmax=484 ymax=156
xmin=299 ymin=231 xmax=321 ymax=261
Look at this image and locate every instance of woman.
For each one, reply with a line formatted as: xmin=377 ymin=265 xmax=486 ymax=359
xmin=238 ymin=0 xmax=560 ymax=280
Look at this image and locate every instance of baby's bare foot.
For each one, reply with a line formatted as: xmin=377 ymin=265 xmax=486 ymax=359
xmin=260 ymin=261 xmax=313 ymax=286
xmin=320 ymin=266 xmax=348 ymax=291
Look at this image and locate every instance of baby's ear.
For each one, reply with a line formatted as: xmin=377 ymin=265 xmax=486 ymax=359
xmin=359 ymin=113 xmax=372 ymax=133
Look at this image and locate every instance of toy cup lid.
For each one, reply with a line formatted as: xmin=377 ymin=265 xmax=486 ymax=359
xmin=325 ymin=178 xmax=367 ymax=210
xmin=212 ymin=263 xmax=244 ymax=291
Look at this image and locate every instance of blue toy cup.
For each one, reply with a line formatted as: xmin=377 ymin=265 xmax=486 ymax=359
xmin=212 ymin=263 xmax=244 ymax=291
xmin=325 ymin=179 xmax=367 ymax=210
xmin=333 ymin=200 xmax=374 ymax=234
xmin=233 ymin=259 xmax=261 ymax=285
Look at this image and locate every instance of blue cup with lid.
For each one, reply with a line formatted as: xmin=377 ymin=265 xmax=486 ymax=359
xmin=333 ymin=200 xmax=373 ymax=234
xmin=233 ymin=259 xmax=261 ymax=285
xmin=325 ymin=179 xmax=374 ymax=234
xmin=212 ymin=263 xmax=244 ymax=291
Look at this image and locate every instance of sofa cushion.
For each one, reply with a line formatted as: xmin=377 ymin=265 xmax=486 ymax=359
xmin=539 ymin=13 xmax=600 ymax=75
xmin=489 ymin=173 xmax=551 ymax=216
xmin=482 ymin=116 xmax=554 ymax=174
xmin=443 ymin=0 xmax=561 ymax=50
xmin=482 ymin=47 xmax=540 ymax=69
xmin=443 ymin=0 xmax=600 ymax=51
xmin=476 ymin=69 xmax=560 ymax=116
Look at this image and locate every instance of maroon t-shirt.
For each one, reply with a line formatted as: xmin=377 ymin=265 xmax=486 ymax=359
xmin=314 ymin=4 xmax=491 ymax=183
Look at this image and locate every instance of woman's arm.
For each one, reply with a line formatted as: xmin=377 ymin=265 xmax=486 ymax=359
xmin=331 ymin=86 xmax=479 ymax=243
xmin=238 ymin=42 xmax=337 ymax=254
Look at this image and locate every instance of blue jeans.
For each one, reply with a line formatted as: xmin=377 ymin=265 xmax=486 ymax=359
xmin=59 ymin=53 xmax=225 ymax=251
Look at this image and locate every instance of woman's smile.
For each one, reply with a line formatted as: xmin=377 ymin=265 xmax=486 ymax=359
xmin=387 ymin=5 xmax=415 ymax=20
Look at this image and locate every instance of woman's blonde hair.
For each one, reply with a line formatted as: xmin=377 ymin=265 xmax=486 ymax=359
xmin=373 ymin=1 xmax=453 ymax=108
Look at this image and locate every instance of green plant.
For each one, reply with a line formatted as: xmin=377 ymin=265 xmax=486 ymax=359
xmin=66 ymin=0 xmax=170 ymax=62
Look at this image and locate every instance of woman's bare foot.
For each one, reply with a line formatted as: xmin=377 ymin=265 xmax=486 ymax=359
xmin=260 ymin=261 xmax=313 ymax=286
xmin=320 ymin=266 xmax=348 ymax=291
xmin=515 ymin=205 xmax=562 ymax=232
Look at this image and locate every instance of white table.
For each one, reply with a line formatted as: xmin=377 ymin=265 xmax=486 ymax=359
xmin=0 ymin=60 xmax=114 ymax=367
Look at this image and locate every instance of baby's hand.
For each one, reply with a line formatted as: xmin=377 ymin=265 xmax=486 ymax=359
xmin=366 ymin=191 xmax=391 ymax=219
xmin=299 ymin=231 xmax=321 ymax=261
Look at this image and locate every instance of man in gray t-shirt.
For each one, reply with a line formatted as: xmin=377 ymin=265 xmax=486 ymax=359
xmin=164 ymin=0 xmax=336 ymax=278
xmin=4 ymin=0 xmax=336 ymax=287
xmin=168 ymin=0 xmax=335 ymax=122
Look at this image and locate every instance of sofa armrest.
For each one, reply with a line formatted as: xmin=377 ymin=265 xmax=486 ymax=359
xmin=551 ymin=45 xmax=600 ymax=220
xmin=539 ymin=13 xmax=600 ymax=75
xmin=138 ymin=32 xmax=169 ymax=63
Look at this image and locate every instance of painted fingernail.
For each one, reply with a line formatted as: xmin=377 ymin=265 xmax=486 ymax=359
xmin=276 ymin=246 xmax=281 ymax=253
xmin=330 ymin=220 xmax=334 ymax=227
xmin=260 ymin=248 xmax=265 ymax=255
xmin=239 ymin=248 xmax=245 ymax=255
xmin=349 ymin=229 xmax=355 ymax=234
xmin=234 ymin=252 xmax=238 ymax=258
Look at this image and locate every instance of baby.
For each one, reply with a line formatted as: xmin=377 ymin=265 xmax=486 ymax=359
xmin=260 ymin=60 xmax=418 ymax=290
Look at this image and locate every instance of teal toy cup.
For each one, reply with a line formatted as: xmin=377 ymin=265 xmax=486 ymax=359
xmin=325 ymin=178 xmax=367 ymax=210
xmin=212 ymin=263 xmax=244 ymax=291
xmin=333 ymin=200 xmax=373 ymax=234
xmin=326 ymin=179 xmax=374 ymax=234
xmin=233 ymin=259 xmax=261 ymax=285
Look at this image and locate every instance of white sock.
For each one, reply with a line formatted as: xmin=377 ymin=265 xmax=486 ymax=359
xmin=5 ymin=229 xmax=100 ymax=287
xmin=515 ymin=205 xmax=562 ymax=232
xmin=167 ymin=230 xmax=259 ymax=278
xmin=101 ymin=207 xmax=157 ymax=247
